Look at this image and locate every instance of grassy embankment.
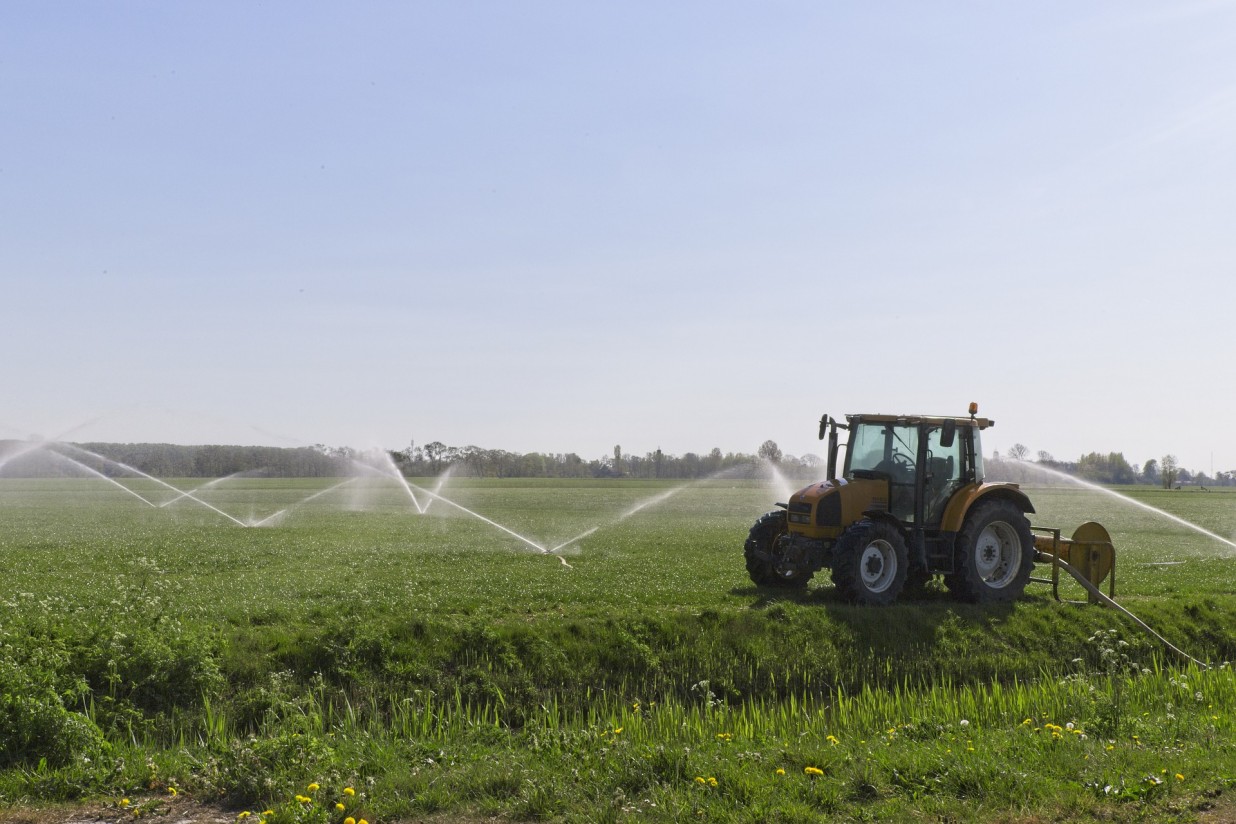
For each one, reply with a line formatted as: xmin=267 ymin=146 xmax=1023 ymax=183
xmin=2 ymin=477 xmax=1235 ymax=821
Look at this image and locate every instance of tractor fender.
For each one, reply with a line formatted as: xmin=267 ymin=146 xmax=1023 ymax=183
xmin=938 ymin=483 xmax=1035 ymax=533
xmin=859 ymin=509 xmax=904 ymax=531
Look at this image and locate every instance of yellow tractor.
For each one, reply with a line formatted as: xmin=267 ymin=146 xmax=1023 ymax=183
xmin=746 ymin=404 xmax=1040 ymax=605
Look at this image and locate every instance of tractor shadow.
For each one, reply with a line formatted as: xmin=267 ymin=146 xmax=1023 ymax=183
xmin=730 ymin=581 xmax=1026 ymax=657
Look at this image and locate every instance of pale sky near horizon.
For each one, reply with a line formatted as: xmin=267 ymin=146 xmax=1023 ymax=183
xmin=3 ymin=2 xmax=1235 ymax=474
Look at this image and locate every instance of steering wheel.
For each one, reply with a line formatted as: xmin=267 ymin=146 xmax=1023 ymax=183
xmin=888 ymin=453 xmax=914 ymax=480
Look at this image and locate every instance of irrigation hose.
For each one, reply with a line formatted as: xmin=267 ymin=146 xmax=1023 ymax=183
xmin=1046 ymin=554 xmax=1209 ymax=669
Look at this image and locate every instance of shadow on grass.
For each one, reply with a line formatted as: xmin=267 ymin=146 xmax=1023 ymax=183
xmin=730 ymin=579 xmax=1023 ymax=665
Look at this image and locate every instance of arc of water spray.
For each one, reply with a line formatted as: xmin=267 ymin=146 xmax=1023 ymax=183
xmin=57 ymin=444 xmax=251 ymax=528
xmin=542 ymin=462 xmax=783 ymax=562
xmin=250 ymin=477 xmax=358 ymax=527
xmin=1025 ymin=462 xmax=1236 ymax=552
xmin=349 ymin=456 xmax=426 ymax=514
xmin=159 ymin=471 xmax=252 ymax=508
xmin=404 ymin=481 xmax=549 ymax=553
xmin=0 ymin=417 xmax=108 ymax=475
xmin=542 ymin=479 xmax=697 ymax=558
xmin=48 ymin=452 xmax=159 ymax=508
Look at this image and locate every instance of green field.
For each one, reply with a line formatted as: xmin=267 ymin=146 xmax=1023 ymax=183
xmin=2 ymin=476 xmax=1236 ymax=822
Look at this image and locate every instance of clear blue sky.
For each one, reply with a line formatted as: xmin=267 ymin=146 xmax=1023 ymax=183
xmin=3 ymin=2 xmax=1234 ymax=473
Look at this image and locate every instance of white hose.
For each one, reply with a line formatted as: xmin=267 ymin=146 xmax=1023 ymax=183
xmin=1044 ymin=555 xmax=1209 ymax=668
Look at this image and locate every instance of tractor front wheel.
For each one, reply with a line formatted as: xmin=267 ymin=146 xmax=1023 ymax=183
xmin=946 ymin=500 xmax=1035 ymax=603
xmin=831 ymin=519 xmax=908 ymax=605
xmin=745 ymin=510 xmax=812 ymax=588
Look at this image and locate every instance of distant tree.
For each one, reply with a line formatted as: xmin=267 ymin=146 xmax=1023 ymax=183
xmin=1037 ymin=450 xmax=1055 ymax=464
xmin=613 ymin=444 xmax=623 ymax=476
xmin=1007 ymin=443 xmax=1030 ymax=461
xmin=423 ymin=441 xmax=448 ymax=474
xmin=1161 ymin=454 xmax=1179 ymax=489
xmin=758 ymin=440 xmax=783 ymax=464
xmin=1077 ymin=452 xmax=1137 ymax=484
xmin=1142 ymin=458 xmax=1159 ymax=485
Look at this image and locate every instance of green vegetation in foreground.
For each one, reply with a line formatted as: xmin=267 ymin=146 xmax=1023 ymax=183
xmin=2 ymin=477 xmax=1236 ymax=822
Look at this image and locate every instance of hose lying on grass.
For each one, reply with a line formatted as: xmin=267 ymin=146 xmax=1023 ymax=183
xmin=1047 ymin=554 xmax=1209 ymax=668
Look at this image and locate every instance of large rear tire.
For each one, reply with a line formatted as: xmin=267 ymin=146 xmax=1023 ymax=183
xmin=945 ymin=500 xmax=1035 ymax=603
xmin=745 ymin=510 xmax=812 ymax=588
xmin=830 ymin=519 xmax=908 ymax=606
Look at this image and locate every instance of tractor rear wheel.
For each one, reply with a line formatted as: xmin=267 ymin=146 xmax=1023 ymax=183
xmin=745 ymin=511 xmax=812 ymax=588
xmin=830 ymin=519 xmax=908 ymax=605
xmin=946 ymin=500 xmax=1035 ymax=603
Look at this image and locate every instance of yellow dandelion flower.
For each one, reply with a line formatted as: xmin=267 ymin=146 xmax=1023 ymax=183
xmin=121 ymin=799 xmax=130 ymax=807
xmin=1176 ymin=773 xmax=1185 ymax=781
xmin=695 ymin=776 xmax=706 ymax=784
xmin=708 ymin=777 xmax=718 ymax=787
xmin=804 ymin=767 xmax=824 ymax=777
xmin=343 ymin=788 xmax=355 ymax=797
xmin=775 ymin=768 xmax=785 ymax=776
xmin=345 ymin=818 xmax=356 ymax=824
xmin=614 ymin=727 xmax=623 ymax=734
xmin=295 ymin=795 xmax=311 ymax=804
xmin=262 ymin=812 xmax=273 ymax=817
xmin=826 ymin=734 xmax=839 ymax=745
xmin=336 ymin=803 xmax=346 ymax=812
xmin=168 ymin=787 xmax=178 ymax=797
xmin=358 ymin=819 xmax=368 ymax=824
xmin=307 ymin=783 xmax=320 ymax=793
xmin=1106 ymin=745 xmax=1115 ymax=751
xmin=238 ymin=813 xmax=251 ymax=820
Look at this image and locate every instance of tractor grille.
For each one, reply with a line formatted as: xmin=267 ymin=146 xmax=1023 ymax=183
xmin=814 ymin=495 xmax=841 ymax=527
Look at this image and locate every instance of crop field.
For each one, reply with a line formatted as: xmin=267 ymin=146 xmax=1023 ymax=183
xmin=3 ymin=476 xmax=1236 ymax=822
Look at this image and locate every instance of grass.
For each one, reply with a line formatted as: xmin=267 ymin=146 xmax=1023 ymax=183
xmin=2 ymin=474 xmax=1236 ymax=821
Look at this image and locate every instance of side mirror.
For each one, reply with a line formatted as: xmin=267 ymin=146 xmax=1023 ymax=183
xmin=818 ymin=415 xmax=830 ymax=441
xmin=940 ymin=419 xmax=956 ymax=449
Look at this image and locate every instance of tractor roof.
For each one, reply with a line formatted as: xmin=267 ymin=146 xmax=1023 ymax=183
xmin=846 ymin=413 xmax=994 ymax=430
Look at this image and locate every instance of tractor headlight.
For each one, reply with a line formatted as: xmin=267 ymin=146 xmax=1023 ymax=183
xmin=787 ymin=502 xmax=812 ymax=525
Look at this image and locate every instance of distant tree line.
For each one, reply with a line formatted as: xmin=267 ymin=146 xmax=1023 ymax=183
xmin=989 ymin=445 xmax=1233 ymax=488
xmin=391 ymin=440 xmax=822 ymax=480
xmin=0 ymin=441 xmax=348 ymax=478
xmin=0 ymin=439 xmax=823 ymax=481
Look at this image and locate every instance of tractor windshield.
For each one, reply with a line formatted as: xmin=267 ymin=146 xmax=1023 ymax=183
xmin=846 ymin=423 xmax=918 ymax=484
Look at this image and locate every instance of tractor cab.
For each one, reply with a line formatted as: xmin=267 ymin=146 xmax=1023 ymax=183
xmin=840 ymin=413 xmax=984 ymax=527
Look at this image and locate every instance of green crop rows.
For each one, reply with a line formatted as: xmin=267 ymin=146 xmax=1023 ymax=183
xmin=2 ymin=477 xmax=1235 ymax=822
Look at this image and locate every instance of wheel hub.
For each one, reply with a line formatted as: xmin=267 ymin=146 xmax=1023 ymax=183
xmin=859 ymin=539 xmax=897 ymax=593
xmin=974 ymin=521 xmax=1021 ymax=587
